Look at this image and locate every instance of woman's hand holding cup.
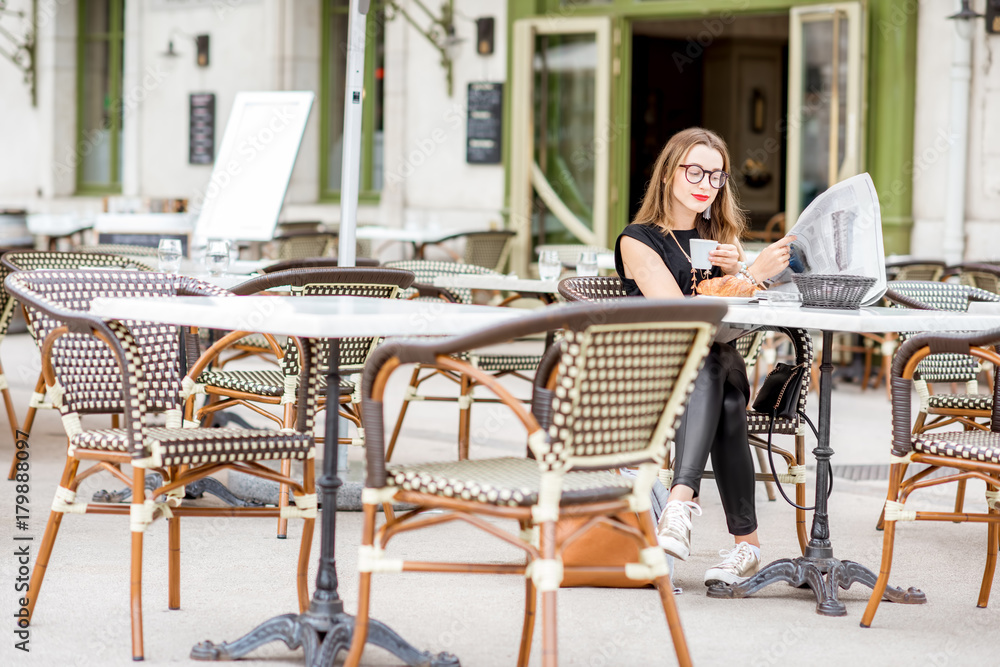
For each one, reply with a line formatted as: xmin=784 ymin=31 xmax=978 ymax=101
xmin=708 ymin=243 xmax=741 ymax=274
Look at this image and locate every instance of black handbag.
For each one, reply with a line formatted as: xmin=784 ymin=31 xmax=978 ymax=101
xmin=751 ymin=362 xmax=826 ymax=510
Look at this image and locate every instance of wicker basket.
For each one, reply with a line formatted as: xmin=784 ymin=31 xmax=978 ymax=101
xmin=792 ymin=274 xmax=876 ymax=310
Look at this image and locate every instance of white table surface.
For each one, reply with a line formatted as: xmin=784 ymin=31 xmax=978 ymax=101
xmin=88 ymin=295 xmax=529 ymax=338
xmin=26 ymin=214 xmax=94 ymax=236
xmin=432 ymin=274 xmax=561 ymax=294
xmin=722 ymin=304 xmax=1000 ymax=333
xmin=355 ymin=226 xmax=486 ymax=244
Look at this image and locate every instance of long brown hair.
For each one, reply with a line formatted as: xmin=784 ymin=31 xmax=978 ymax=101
xmin=632 ymin=127 xmax=746 ymax=248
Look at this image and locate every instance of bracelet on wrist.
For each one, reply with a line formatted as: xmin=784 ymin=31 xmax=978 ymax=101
xmin=740 ymin=265 xmax=759 ymax=286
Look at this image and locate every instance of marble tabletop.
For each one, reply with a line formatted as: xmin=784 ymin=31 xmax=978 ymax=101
xmin=721 ymin=303 xmax=1000 ymax=333
xmin=88 ymin=295 xmax=529 ymax=338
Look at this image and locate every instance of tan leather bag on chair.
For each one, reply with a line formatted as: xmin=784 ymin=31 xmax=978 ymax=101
xmin=557 ymin=512 xmax=654 ymax=588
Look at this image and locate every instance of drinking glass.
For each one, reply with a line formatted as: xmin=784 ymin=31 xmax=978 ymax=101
xmin=157 ymin=239 xmax=182 ymax=274
xmin=538 ymin=250 xmax=562 ymax=281
xmin=576 ymin=250 xmax=599 ymax=277
xmin=206 ymin=239 xmax=231 ymax=276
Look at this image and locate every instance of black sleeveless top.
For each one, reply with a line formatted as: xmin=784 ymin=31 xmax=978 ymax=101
xmin=614 ymin=224 xmax=722 ymax=297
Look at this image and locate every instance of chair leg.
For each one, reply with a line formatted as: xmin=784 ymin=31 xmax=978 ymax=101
xmin=538 ymin=521 xmax=558 ymax=667
xmin=168 ymin=516 xmax=181 ymax=610
xmin=755 ymin=447 xmax=777 ymax=501
xmin=794 ymin=433 xmax=808 ymax=555
xmin=26 ymin=457 xmax=79 ymax=623
xmin=458 ymin=374 xmax=472 ymax=460
xmin=953 ymin=478 xmax=968 ymax=521
xmin=344 ymin=503 xmax=379 ymax=667
xmin=385 ymin=367 xmax=422 ymax=462
xmin=517 ymin=562 xmax=537 ymax=667
xmin=277 ymin=458 xmax=291 ymax=539
xmin=296 ymin=458 xmax=316 ymax=612
xmin=862 ymin=464 xmax=904 ymax=628
xmin=130 ymin=466 xmax=146 ymax=661
xmin=637 ymin=508 xmax=692 ymax=666
xmin=8 ymin=373 xmax=45 ymax=480
xmin=977 ymin=505 xmax=998 ymax=608
xmin=277 ymin=401 xmax=297 ymax=539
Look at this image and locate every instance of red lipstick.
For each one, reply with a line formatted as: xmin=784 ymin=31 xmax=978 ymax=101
xmin=692 ymin=194 xmax=709 ymax=202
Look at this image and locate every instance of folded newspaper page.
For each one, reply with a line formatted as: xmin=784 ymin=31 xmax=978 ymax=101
xmin=765 ymin=172 xmax=887 ymax=307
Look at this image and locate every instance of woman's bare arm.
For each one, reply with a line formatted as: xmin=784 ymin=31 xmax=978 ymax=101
xmin=619 ymin=237 xmax=685 ymax=298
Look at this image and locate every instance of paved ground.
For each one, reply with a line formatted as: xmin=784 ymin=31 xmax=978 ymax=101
xmin=0 ymin=330 xmax=997 ymax=666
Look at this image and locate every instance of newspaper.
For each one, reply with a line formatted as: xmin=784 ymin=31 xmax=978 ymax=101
xmin=765 ymin=173 xmax=887 ymax=307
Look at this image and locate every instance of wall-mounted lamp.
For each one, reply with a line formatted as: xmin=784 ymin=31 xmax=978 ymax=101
xmin=161 ymin=30 xmax=210 ymax=68
xmin=986 ymin=0 xmax=1000 ymax=33
xmin=386 ymin=0 xmax=463 ymax=96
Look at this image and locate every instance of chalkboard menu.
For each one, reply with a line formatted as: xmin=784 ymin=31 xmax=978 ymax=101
xmin=189 ymin=93 xmax=215 ymax=165
xmin=466 ymin=82 xmax=503 ymax=164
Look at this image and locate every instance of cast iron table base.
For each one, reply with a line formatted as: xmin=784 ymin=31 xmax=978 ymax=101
xmin=191 ymin=341 xmax=456 ymax=665
xmin=707 ymin=329 xmax=927 ymax=615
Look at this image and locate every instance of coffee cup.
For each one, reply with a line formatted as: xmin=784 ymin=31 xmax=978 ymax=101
xmin=689 ymin=239 xmax=719 ymax=270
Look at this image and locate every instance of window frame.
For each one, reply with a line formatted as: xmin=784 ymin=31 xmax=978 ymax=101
xmin=75 ymin=0 xmax=125 ymax=195
xmin=319 ymin=0 xmax=383 ymax=204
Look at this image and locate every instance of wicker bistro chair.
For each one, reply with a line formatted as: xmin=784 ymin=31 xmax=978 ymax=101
xmin=380 ymin=259 xmax=545 ymax=461
xmin=273 ymin=231 xmax=338 ymax=260
xmin=76 ymin=243 xmax=161 ymax=257
xmin=421 ymin=229 xmax=516 ymax=272
xmin=874 ymin=281 xmax=1000 ymax=526
xmin=5 ymin=270 xmax=321 ymax=661
xmin=186 ymin=267 xmax=415 ymax=538
xmin=861 ymin=327 xmax=1000 ymax=629
xmin=946 ymin=262 xmax=1000 ymax=295
xmin=0 ymin=260 xmax=23 ymax=451
xmin=345 ymin=301 xmax=724 ymax=667
xmin=216 ymin=258 xmax=381 ymax=368
xmin=559 ymin=275 xmax=812 ymax=554
xmin=885 ymin=259 xmax=948 ymax=282
xmin=3 ymin=251 xmax=156 ymax=480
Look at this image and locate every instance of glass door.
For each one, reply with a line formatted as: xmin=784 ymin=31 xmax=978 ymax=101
xmin=786 ymin=2 xmax=866 ymax=225
xmin=509 ymin=17 xmax=613 ymax=275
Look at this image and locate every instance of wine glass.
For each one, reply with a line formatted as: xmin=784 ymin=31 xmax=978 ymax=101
xmin=157 ymin=239 xmax=182 ymax=274
xmin=576 ymin=250 xmax=599 ymax=277
xmin=206 ymin=240 xmax=231 ymax=276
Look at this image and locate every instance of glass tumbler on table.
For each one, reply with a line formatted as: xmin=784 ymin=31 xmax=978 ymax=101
xmin=538 ymin=250 xmax=562 ymax=281
xmin=576 ymin=250 xmax=599 ymax=277
xmin=157 ymin=238 xmax=182 ymax=274
xmin=206 ymin=239 xmax=231 ymax=276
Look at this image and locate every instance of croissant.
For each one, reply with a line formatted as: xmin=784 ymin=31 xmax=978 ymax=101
xmin=696 ymin=275 xmax=760 ymax=298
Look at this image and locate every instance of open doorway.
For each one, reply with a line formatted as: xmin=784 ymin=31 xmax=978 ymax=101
xmin=629 ymin=15 xmax=789 ymax=237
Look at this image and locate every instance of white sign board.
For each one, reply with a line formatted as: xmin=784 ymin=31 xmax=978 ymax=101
xmin=194 ymin=91 xmax=314 ymax=242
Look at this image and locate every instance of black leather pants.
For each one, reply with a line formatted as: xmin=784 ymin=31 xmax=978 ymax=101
xmin=671 ymin=342 xmax=758 ymax=536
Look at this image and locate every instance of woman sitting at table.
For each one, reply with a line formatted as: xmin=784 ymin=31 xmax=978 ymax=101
xmin=615 ymin=127 xmax=794 ymax=586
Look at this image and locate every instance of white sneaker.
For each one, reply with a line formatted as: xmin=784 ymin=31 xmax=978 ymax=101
xmin=704 ymin=542 xmax=761 ymax=586
xmin=656 ymin=500 xmax=702 ymax=561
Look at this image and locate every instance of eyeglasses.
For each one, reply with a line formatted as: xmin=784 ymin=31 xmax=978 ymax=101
xmin=678 ymin=164 xmax=729 ymax=189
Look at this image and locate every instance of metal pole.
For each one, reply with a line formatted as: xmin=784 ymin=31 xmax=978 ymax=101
xmin=337 ymin=0 xmax=370 ymax=268
xmin=942 ymin=2 xmax=976 ymax=265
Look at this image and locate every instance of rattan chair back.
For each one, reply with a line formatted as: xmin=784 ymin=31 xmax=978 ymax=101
xmin=261 ymin=257 xmax=380 ymax=273
xmin=558 ymin=275 xmax=628 ymax=301
xmin=274 ymin=232 xmax=337 ymax=260
xmin=950 ymin=263 xmax=1000 ymax=295
xmin=232 ymin=267 xmax=416 ymax=375
xmin=885 ymin=260 xmax=947 ymax=282
xmin=885 ymin=280 xmax=1000 ymax=383
xmin=4 ymin=270 xmax=230 ymax=423
xmin=383 ymin=259 xmax=497 ymax=304
xmin=2 ymin=249 xmax=155 ymax=273
xmin=75 ymin=244 xmax=160 ymax=257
